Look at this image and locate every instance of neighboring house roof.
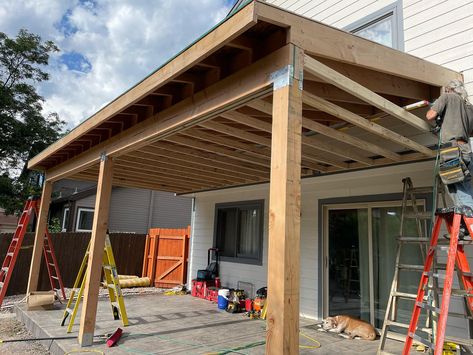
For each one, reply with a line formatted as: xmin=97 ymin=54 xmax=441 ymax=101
xmin=51 ymin=186 xmax=97 ymax=204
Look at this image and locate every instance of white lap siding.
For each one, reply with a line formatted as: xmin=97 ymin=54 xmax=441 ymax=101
xmin=264 ymin=0 xmax=473 ymax=99
xmin=189 ymin=161 xmax=440 ymax=319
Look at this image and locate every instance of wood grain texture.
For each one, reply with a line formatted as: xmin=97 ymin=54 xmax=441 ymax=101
xmin=78 ymin=157 xmax=114 ymax=346
xmin=266 ymin=45 xmax=302 ymax=355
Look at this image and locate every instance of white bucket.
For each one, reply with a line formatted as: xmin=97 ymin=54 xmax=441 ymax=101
xmin=218 ymin=289 xmax=230 ymax=299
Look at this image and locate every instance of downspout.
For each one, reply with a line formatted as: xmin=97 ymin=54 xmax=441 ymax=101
xmin=146 ymin=191 xmax=155 ymax=231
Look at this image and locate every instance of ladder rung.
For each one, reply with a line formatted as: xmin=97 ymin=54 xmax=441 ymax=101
xmin=103 ymin=265 xmax=112 ymax=270
xmin=416 ymin=301 xmax=440 ymax=313
xmin=386 ymin=320 xmax=432 ymax=334
xmin=6 ymin=252 xmax=13 ymax=257
xmin=398 ymin=237 xmax=430 ymax=243
xmin=392 ymin=291 xmax=418 ymax=299
xmin=407 ymin=186 xmax=433 ymax=194
xmin=51 ymin=276 xmax=59 ymax=280
xmin=423 ymin=271 xmax=446 ymax=279
xmin=459 ymin=271 xmax=473 ymax=277
xmin=398 ymin=264 xmax=425 ymax=271
xmin=0 ymin=282 xmax=3 ymax=288
xmin=1 ymin=267 xmax=8 ymax=273
xmin=48 ymin=263 xmax=55 ymax=267
xmin=444 ymin=335 xmax=473 ymax=347
xmin=404 ymin=212 xmax=432 ymax=219
xmin=408 ymin=332 xmax=434 ymax=349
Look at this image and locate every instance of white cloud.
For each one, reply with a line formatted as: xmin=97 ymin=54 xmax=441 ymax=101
xmin=0 ymin=0 xmax=233 ymax=129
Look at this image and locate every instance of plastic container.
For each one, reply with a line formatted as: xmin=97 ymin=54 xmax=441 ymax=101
xmin=245 ymin=298 xmax=253 ymax=312
xmin=218 ymin=289 xmax=230 ymax=297
xmin=217 ymin=295 xmax=228 ymax=310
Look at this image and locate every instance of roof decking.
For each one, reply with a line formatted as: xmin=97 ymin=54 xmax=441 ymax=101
xmin=28 ymin=1 xmax=462 ymax=193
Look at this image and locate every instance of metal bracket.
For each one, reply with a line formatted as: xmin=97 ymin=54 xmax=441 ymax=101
xmin=298 ymin=69 xmax=304 ymax=91
xmin=270 ymin=65 xmax=294 ymax=90
xmin=100 ymin=152 xmax=107 ymax=161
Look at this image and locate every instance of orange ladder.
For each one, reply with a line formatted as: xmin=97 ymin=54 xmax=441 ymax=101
xmin=403 ymin=207 xmax=473 ymax=354
xmin=0 ymin=196 xmax=66 ymax=307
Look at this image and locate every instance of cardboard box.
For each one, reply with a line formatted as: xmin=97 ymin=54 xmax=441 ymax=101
xmin=27 ymin=291 xmax=56 ymax=310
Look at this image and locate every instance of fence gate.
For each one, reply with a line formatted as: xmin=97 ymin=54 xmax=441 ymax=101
xmin=142 ymin=226 xmax=190 ymax=288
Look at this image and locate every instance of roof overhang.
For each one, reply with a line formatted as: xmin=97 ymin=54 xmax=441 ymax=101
xmin=28 ymin=1 xmax=462 ymax=193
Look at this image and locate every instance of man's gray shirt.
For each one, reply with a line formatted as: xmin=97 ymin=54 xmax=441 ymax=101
xmin=432 ymin=93 xmax=473 ymax=143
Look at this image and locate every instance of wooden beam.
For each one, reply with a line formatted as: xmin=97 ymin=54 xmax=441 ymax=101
xmin=304 ymin=59 xmax=431 ymax=101
xmin=222 ymin=110 xmax=372 ymax=165
xmin=302 ymin=92 xmax=435 ymax=157
xmin=115 ymin=156 xmax=249 ymax=185
xmin=126 ymin=149 xmax=262 ymax=181
xmin=266 ymin=46 xmax=302 ymax=355
xmin=254 ymin=1 xmax=461 ymax=86
xmin=304 ymin=55 xmax=432 ymax=132
xmin=199 ymin=120 xmax=271 ymax=147
xmin=43 ymin=45 xmax=291 ymax=182
xmin=248 ymin=100 xmax=401 ymax=161
xmin=181 ymin=128 xmax=270 ymax=158
xmin=73 ymin=172 xmax=186 ymax=193
xmin=26 ymin=181 xmax=52 ymax=295
xmin=150 ymin=141 xmax=269 ymax=175
xmin=78 ymin=156 xmax=113 ymax=346
xmin=29 ymin=2 xmax=258 ymax=170
xmin=165 ymin=135 xmax=270 ymax=169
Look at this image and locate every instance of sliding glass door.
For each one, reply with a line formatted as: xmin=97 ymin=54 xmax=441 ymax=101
xmin=324 ymin=201 xmax=424 ymax=327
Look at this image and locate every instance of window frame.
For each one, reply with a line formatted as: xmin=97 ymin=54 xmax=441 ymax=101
xmin=344 ymin=1 xmax=404 ymax=51
xmin=61 ymin=207 xmax=70 ymax=232
xmin=213 ymin=199 xmax=264 ymax=265
xmin=75 ymin=207 xmax=95 ymax=232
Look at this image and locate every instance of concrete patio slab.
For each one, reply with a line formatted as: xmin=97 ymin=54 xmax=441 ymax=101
xmin=15 ymin=293 xmax=405 ymax=354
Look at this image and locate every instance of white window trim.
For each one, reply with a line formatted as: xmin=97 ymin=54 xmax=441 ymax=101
xmin=344 ymin=1 xmax=404 ymax=51
xmin=75 ymin=207 xmax=94 ymax=232
xmin=61 ymin=208 xmax=70 ymax=232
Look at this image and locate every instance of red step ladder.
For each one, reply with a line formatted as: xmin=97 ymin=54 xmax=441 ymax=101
xmin=0 ymin=196 xmax=66 ymax=307
xmin=403 ymin=207 xmax=473 ymax=354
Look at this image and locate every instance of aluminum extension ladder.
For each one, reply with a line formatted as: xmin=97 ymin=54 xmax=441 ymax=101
xmin=0 ymin=196 xmax=66 ymax=307
xmin=378 ymin=177 xmax=445 ymax=354
xmin=403 ymin=207 xmax=473 ymax=354
xmin=61 ymin=234 xmax=128 ymax=332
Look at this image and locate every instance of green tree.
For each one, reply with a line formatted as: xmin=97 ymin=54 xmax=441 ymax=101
xmin=0 ymin=29 xmax=65 ymax=214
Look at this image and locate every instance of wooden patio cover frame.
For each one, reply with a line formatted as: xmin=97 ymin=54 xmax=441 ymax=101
xmin=26 ymin=1 xmax=461 ymax=353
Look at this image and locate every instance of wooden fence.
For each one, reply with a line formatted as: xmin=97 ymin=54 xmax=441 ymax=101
xmin=0 ymin=232 xmax=146 ymax=296
xmin=142 ymin=226 xmax=191 ymax=288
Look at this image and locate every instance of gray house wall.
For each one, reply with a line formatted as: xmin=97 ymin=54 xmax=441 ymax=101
xmin=71 ymin=187 xmax=192 ymax=233
xmin=52 ymin=180 xmax=192 ymax=234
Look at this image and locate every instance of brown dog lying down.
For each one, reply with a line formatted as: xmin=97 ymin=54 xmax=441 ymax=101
xmin=322 ymin=315 xmax=377 ymax=340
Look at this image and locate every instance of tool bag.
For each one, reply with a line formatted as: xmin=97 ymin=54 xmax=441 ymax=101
xmin=439 ymin=141 xmax=469 ymax=185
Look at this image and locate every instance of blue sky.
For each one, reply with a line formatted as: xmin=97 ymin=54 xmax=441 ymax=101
xmin=0 ymin=0 xmax=236 ymax=128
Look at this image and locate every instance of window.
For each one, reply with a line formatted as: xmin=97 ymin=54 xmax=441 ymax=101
xmin=345 ymin=2 xmax=404 ymax=50
xmin=61 ymin=208 xmax=70 ymax=232
xmin=76 ymin=208 xmax=94 ymax=232
xmin=214 ymin=200 xmax=264 ymax=264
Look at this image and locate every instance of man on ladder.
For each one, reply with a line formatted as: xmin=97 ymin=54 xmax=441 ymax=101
xmin=401 ymin=81 xmax=473 ymax=354
xmin=427 ymin=80 xmax=473 ymax=215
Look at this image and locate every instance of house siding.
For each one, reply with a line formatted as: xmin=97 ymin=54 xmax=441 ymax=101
xmin=189 ymin=161 xmax=469 ymax=336
xmin=264 ymin=0 xmax=473 ymax=98
xmin=71 ymin=187 xmax=192 ymax=233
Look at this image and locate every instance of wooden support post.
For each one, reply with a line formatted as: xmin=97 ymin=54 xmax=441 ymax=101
xmin=78 ymin=155 xmax=114 ymax=346
xmin=266 ymin=46 xmax=303 ymax=355
xmin=26 ymin=180 xmax=53 ymax=295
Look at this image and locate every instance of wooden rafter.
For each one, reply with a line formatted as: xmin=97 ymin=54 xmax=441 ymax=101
xmin=302 ymin=92 xmax=435 ymax=157
xmin=247 ymin=100 xmax=402 ymax=162
xmin=304 ymin=55 xmax=433 ymax=132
